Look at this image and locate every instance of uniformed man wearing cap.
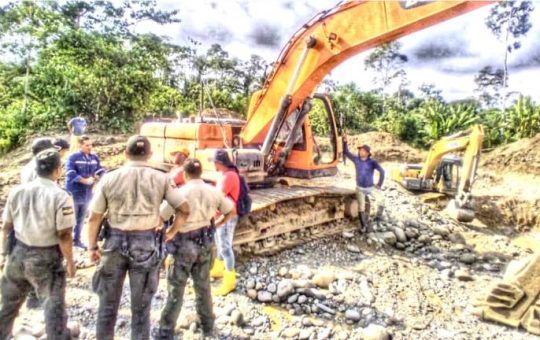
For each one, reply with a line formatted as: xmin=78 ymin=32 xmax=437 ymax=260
xmin=86 ymin=135 xmax=190 ymax=340
xmin=0 ymin=148 xmax=76 ymax=340
xmin=153 ymin=158 xmax=236 ymax=339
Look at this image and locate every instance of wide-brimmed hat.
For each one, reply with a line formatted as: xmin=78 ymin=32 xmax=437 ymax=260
xmin=170 ymin=146 xmax=190 ymax=157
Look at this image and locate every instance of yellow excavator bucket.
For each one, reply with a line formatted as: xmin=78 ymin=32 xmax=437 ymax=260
xmin=478 ymin=251 xmax=540 ymax=335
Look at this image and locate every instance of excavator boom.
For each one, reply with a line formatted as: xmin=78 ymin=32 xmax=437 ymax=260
xmin=241 ymin=0 xmax=492 ymax=147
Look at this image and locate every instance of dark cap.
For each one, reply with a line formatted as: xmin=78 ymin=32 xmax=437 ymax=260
xmin=53 ymin=138 xmax=70 ymax=150
xmin=35 ymin=148 xmax=61 ymax=176
xmin=183 ymin=158 xmax=203 ymax=177
xmin=31 ymin=138 xmax=55 ymax=156
xmin=357 ymin=144 xmax=371 ymax=155
xmin=209 ymin=149 xmax=235 ymax=168
xmin=126 ymin=135 xmax=151 ymax=157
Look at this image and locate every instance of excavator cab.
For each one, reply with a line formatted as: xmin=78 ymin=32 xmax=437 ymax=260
xmin=271 ymin=94 xmax=341 ymax=179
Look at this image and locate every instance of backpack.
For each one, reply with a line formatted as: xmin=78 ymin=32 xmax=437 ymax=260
xmin=236 ymin=174 xmax=252 ymax=218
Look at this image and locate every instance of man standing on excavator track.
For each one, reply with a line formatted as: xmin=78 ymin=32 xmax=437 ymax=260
xmin=343 ymin=134 xmax=385 ymax=230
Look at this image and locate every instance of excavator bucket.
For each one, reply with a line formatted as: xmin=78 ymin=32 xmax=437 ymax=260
xmin=478 ymin=251 xmax=540 ymax=335
xmin=445 ymin=199 xmax=475 ymax=223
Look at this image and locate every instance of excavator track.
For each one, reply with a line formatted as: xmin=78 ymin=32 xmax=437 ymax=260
xmin=233 ymin=186 xmax=358 ymax=256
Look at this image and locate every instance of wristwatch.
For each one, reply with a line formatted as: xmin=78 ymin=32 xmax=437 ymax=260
xmin=88 ymin=246 xmax=99 ymax=251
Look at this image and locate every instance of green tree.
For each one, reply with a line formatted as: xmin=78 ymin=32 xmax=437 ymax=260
xmin=485 ymin=1 xmax=533 ymax=96
xmin=474 ymin=65 xmax=505 ymax=107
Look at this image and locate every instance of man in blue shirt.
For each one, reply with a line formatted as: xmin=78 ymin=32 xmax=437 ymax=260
xmin=343 ymin=134 xmax=385 ymax=230
xmin=67 ymin=115 xmax=87 ymax=153
xmin=65 ymin=135 xmax=105 ymax=249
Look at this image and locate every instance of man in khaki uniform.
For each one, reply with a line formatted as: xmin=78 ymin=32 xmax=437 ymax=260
xmin=0 ymin=148 xmax=76 ymax=340
xmin=87 ymin=135 xmax=190 ymax=340
xmin=153 ymin=158 xmax=236 ymax=339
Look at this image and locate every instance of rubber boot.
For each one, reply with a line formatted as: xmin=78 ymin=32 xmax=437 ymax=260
xmin=209 ymin=259 xmax=225 ymax=278
xmin=214 ymin=270 xmax=236 ymax=296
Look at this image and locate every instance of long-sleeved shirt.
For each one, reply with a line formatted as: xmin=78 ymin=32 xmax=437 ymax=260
xmin=65 ymin=151 xmax=105 ymax=203
xmin=343 ymin=142 xmax=385 ymax=188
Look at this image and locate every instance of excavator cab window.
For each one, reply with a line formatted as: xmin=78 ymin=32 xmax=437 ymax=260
xmin=276 ymin=109 xmax=306 ymax=150
xmin=307 ymin=95 xmax=338 ymax=165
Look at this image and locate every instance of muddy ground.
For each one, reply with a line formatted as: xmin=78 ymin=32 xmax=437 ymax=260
xmin=0 ymin=133 xmax=539 ymax=339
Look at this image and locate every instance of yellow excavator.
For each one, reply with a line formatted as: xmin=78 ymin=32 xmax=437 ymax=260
xmin=392 ymin=124 xmax=484 ymax=222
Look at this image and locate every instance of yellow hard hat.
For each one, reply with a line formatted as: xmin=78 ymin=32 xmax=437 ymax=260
xmin=170 ymin=146 xmax=190 ymax=157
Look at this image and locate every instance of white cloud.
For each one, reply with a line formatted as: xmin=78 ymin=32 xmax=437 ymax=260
xmin=136 ymin=0 xmax=540 ymax=101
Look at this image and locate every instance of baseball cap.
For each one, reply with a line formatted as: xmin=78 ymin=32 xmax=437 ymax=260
xmin=35 ymin=148 xmax=61 ymax=174
xmin=209 ymin=149 xmax=235 ymax=168
xmin=170 ymin=146 xmax=190 ymax=157
xmin=126 ymin=135 xmax=151 ymax=156
xmin=183 ymin=158 xmax=203 ymax=177
xmin=31 ymin=138 xmax=55 ymax=156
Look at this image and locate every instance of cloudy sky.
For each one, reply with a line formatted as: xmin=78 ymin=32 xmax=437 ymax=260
xmin=135 ymin=0 xmax=540 ymax=101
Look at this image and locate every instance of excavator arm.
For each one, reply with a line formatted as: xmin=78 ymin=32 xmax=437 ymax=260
xmin=241 ymin=0 xmax=492 ymax=151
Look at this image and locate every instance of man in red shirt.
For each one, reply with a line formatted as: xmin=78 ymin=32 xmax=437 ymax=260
xmin=209 ymin=149 xmax=240 ymax=296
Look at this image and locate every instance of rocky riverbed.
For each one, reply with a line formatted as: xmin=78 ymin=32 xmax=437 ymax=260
xmin=3 ymin=134 xmax=540 ymax=339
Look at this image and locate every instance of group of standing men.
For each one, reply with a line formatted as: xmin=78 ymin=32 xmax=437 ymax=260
xmin=1 ymin=125 xmax=243 ymax=339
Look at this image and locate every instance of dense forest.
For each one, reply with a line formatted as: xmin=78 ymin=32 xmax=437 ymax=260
xmin=1 ymin=0 xmax=539 ymax=154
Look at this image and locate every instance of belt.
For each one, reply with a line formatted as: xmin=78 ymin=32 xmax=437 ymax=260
xmin=174 ymin=225 xmax=215 ymax=242
xmin=15 ymin=239 xmax=59 ymax=250
xmin=110 ymin=227 xmax=157 ymax=234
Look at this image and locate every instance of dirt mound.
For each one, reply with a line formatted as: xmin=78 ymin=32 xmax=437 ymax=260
xmin=481 ymin=133 xmax=540 ymax=175
xmin=346 ymin=131 xmax=424 ymax=163
xmin=475 ymin=195 xmax=540 ymax=232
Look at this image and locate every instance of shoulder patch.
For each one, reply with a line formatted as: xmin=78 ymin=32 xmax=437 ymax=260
xmin=62 ymin=206 xmax=74 ymax=216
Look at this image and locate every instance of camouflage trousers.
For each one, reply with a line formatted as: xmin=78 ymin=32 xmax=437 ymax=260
xmin=0 ymin=242 xmax=70 ymax=340
xmin=92 ymin=230 xmax=160 ymax=340
xmin=155 ymin=237 xmax=215 ymax=339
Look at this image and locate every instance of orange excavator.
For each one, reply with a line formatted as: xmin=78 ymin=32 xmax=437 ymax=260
xmin=141 ymin=1 xmax=540 ymax=333
xmin=142 ymin=1 xmax=492 ymax=256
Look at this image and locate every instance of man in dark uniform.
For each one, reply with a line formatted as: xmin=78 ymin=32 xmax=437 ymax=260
xmin=0 ymin=148 xmax=76 ymax=340
xmin=87 ymin=135 xmax=190 ymax=340
xmin=153 ymin=158 xmax=236 ymax=339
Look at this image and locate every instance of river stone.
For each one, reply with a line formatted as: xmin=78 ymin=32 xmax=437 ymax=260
xmin=245 ymin=278 xmax=256 ymax=289
xmin=345 ymin=309 xmax=361 ymax=322
xmin=299 ymin=329 xmax=314 ymax=340
xmin=432 ymin=225 xmax=450 ymax=237
xmin=277 ymin=280 xmax=295 ymax=299
xmin=267 ymin=283 xmax=277 ymax=293
xmin=392 ymin=227 xmax=407 ymax=242
xmin=247 ymin=289 xmax=257 ymax=300
xmin=231 ymin=309 xmax=244 ymax=326
xmin=257 ymin=291 xmax=273 ymax=303
xmin=362 ymin=324 xmax=390 ymax=340
xmin=380 ymin=232 xmax=397 ymax=245
xmin=288 ymin=294 xmax=299 ymax=304
xmin=418 ymin=235 xmax=430 ymax=243
xmin=347 ymin=244 xmax=362 ymax=253
xmin=281 ymin=327 xmax=300 ymax=338
xmin=460 ymin=253 xmax=477 ymax=264
xmin=312 ymin=271 xmax=336 ymax=289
